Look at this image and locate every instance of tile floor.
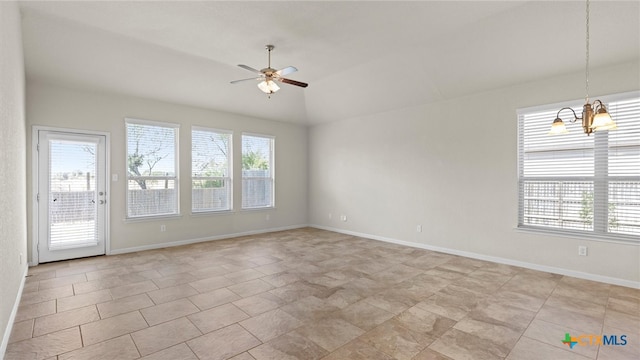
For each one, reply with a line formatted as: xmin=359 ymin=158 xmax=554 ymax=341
xmin=6 ymin=228 xmax=639 ymax=360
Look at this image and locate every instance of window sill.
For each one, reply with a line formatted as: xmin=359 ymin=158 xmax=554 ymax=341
xmin=191 ymin=210 xmax=234 ymax=217
xmin=124 ymin=214 xmax=182 ymax=223
xmin=240 ymin=206 xmax=276 ymax=212
xmin=514 ymin=226 xmax=639 ymax=245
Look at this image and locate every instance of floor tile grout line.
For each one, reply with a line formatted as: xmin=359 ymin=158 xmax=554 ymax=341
xmin=127 ymin=333 xmax=143 ymax=360
xmin=595 ymin=287 xmax=613 ymax=360
xmin=78 ymin=323 xmax=84 ymax=349
xmin=183 ymin=339 xmax=202 ymax=360
xmin=521 ymin=335 xmax=594 ymax=360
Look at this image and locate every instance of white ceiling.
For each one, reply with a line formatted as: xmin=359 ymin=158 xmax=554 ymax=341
xmin=18 ymin=1 xmax=640 ymax=125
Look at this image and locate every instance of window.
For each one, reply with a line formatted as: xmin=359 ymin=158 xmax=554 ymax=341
xmin=191 ymin=127 xmax=232 ymax=212
xmin=518 ymin=92 xmax=640 ymax=241
xmin=242 ymin=134 xmax=274 ymax=209
xmin=126 ymin=119 xmax=179 ymax=218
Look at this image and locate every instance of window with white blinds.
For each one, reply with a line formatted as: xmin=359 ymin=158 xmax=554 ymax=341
xmin=49 ymin=138 xmax=99 ymax=249
xmin=126 ymin=119 xmax=179 ymax=218
xmin=242 ymin=134 xmax=274 ymax=209
xmin=192 ymin=127 xmax=232 ymax=212
xmin=518 ymin=92 xmax=640 ymax=241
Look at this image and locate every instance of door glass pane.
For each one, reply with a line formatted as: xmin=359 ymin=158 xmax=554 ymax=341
xmin=49 ymin=139 xmax=98 ymax=250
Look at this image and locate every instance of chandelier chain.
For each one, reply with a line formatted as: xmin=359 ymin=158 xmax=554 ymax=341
xmin=549 ymin=0 xmax=616 ymax=136
xmin=585 ymin=0 xmax=590 ymax=103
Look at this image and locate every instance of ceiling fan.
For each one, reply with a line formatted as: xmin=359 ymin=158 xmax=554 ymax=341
xmin=231 ymin=45 xmax=308 ymax=96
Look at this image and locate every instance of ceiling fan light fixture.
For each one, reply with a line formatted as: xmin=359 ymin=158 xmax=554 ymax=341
xmin=257 ymin=80 xmax=280 ymax=94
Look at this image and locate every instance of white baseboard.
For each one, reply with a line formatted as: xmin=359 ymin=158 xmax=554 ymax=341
xmin=109 ymin=224 xmax=308 ymax=255
xmin=310 ymin=224 xmax=640 ymax=289
xmin=1 ymin=265 xmax=28 ymax=359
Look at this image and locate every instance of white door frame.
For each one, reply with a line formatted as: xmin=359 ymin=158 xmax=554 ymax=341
xmin=31 ymin=126 xmax=111 ymax=265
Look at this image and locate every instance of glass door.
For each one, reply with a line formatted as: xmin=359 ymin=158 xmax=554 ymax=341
xmin=37 ymin=131 xmax=107 ymax=262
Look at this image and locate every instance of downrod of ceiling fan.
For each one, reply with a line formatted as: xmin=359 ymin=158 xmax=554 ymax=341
xmin=266 ymin=45 xmax=274 ymax=68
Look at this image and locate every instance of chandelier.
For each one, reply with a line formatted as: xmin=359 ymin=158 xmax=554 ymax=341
xmin=549 ymin=0 xmax=616 ymax=136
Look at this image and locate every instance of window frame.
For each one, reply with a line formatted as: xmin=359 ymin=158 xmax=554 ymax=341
xmin=241 ymin=132 xmax=275 ymax=210
xmin=517 ymin=91 xmax=640 ymax=244
xmin=191 ymin=126 xmax=233 ymax=214
xmin=125 ymin=118 xmax=180 ymax=220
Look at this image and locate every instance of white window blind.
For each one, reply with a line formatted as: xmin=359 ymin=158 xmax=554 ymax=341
xmin=192 ymin=127 xmax=232 ymax=212
xmin=49 ymin=139 xmax=98 ymax=249
xmin=126 ymin=119 xmax=179 ymax=218
xmin=518 ymin=93 xmax=640 ymax=241
xmin=607 ymin=98 xmax=640 ymax=236
xmin=242 ymin=134 xmax=274 ymax=209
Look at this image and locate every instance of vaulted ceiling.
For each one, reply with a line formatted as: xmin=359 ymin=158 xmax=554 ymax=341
xmin=19 ymin=1 xmax=640 ymax=125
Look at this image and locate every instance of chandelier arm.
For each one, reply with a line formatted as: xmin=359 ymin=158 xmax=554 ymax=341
xmin=592 ymin=99 xmax=604 ymax=111
xmin=556 ymin=107 xmax=581 ymax=123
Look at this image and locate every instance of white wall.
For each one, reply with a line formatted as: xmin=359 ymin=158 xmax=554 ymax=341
xmin=26 ymin=80 xmax=308 ymax=259
xmin=0 ymin=1 xmax=28 ymax=356
xmin=309 ymin=60 xmax=640 ymax=286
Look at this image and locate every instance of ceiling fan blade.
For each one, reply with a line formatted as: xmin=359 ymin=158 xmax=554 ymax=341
xmin=238 ymin=64 xmax=262 ymax=74
xmin=276 ymin=66 xmax=298 ymax=76
xmin=230 ymin=77 xmax=262 ymax=84
xmin=278 ymin=77 xmax=308 ymax=88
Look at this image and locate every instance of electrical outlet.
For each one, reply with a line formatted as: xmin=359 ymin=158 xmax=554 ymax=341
xmin=20 ymin=252 xmax=23 ymax=265
xmin=160 ymin=224 xmax=166 ymax=232
xmin=328 ymin=213 xmax=332 ymax=220
xmin=416 ymin=225 xmax=422 ymax=233
xmin=265 ymin=214 xmax=270 ymax=221
xmin=340 ymin=215 xmax=347 ymax=222
xmin=578 ymin=246 xmax=588 ymax=256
